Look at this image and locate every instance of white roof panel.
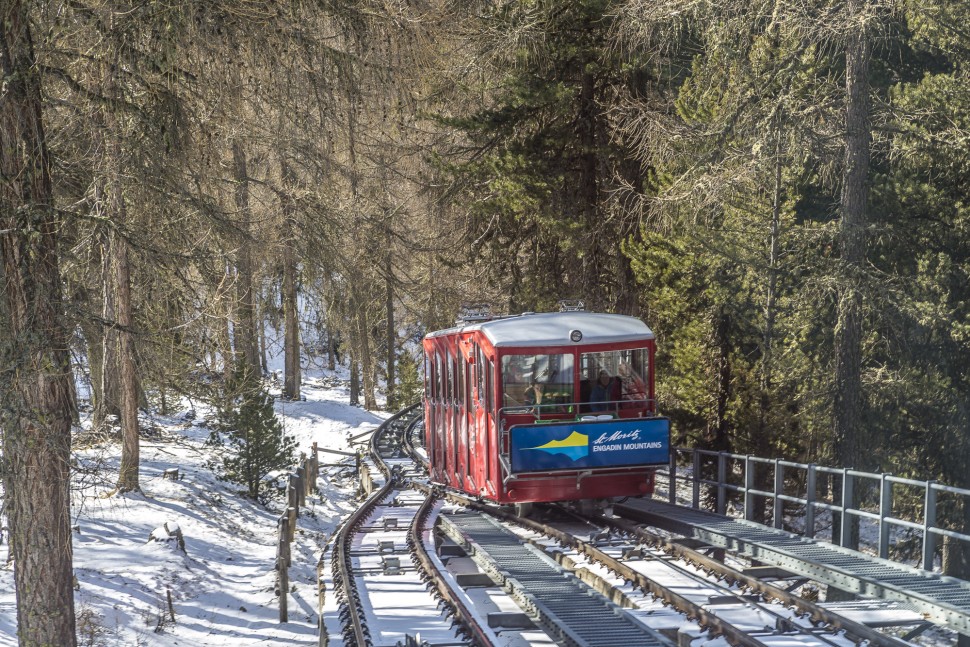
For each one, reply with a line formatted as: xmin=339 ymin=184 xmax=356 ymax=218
xmin=428 ymin=312 xmax=654 ymax=347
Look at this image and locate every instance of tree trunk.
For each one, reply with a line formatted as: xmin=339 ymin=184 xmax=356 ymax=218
xmin=578 ymin=69 xmax=601 ymax=307
xmin=217 ymin=305 xmax=233 ymax=381
xmin=757 ymin=145 xmax=783 ymax=454
xmin=834 ymin=0 xmax=870 ymax=467
xmin=282 ymin=244 xmax=301 ymax=400
xmin=113 ymin=227 xmax=140 ymax=492
xmin=763 ymin=149 xmax=782 ymax=391
xmin=77 ymin=295 xmax=106 ymax=422
xmin=350 ymin=355 xmax=360 ymax=406
xmin=97 ymin=219 xmax=121 ymax=431
xmin=259 ymin=309 xmax=268 ymax=375
xmin=833 ymin=3 xmax=872 ymax=547
xmin=354 ymin=291 xmax=376 ymax=409
xmin=713 ymin=307 xmax=732 ymax=452
xmin=280 ymin=157 xmax=301 ymax=401
xmin=92 ymin=32 xmax=141 ymax=492
xmin=0 ymin=3 xmax=78 ymax=642
xmin=385 ymin=253 xmax=395 ymax=411
xmin=232 ymin=141 xmax=260 ymax=374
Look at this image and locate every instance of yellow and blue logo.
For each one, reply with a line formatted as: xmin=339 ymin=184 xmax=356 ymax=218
xmin=525 ymin=430 xmax=589 ymax=462
xmin=509 ymin=418 xmax=671 ymax=474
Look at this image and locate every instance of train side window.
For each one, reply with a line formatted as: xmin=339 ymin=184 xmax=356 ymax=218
xmin=424 ymin=353 xmax=432 ymax=400
xmin=446 ymin=349 xmax=454 ymax=404
xmin=485 ymin=357 xmax=493 ymax=484
xmin=476 ymin=346 xmax=486 ymax=407
xmin=435 ymin=351 xmax=443 ymax=402
xmin=502 ymin=355 xmax=528 ymax=408
xmin=452 ymin=350 xmax=460 ymax=478
xmin=486 ymin=359 xmax=493 ymax=412
xmin=457 ymin=356 xmax=465 ymax=407
xmin=464 ymin=358 xmax=472 ymax=484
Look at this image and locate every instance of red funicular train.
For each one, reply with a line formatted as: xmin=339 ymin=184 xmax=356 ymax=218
xmin=422 ymin=305 xmax=671 ymax=512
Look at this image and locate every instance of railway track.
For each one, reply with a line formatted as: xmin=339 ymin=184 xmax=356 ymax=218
xmin=320 ymin=407 xmax=927 ymax=647
xmin=323 ymin=406 xmax=476 ymax=646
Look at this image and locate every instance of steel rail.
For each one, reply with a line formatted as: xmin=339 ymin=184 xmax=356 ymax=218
xmin=432 ymin=483 xmax=923 ymax=647
xmin=398 ymin=413 xmax=498 ymax=646
xmin=332 ymin=405 xmax=420 ymax=646
xmin=368 ymin=403 xmax=422 ymax=479
xmin=400 ymin=407 xmax=423 ymax=470
xmin=406 ymin=415 xmax=789 ymax=645
xmin=396 ymin=410 xmax=494 ymax=646
xmin=428 ymin=488 xmax=773 ymax=647
xmin=398 ymin=406 xmax=916 ymax=646
xmin=339 ymin=403 xmax=491 ymax=646
xmin=601 ymin=510 xmax=914 ymax=647
xmin=622 ymin=498 xmax=970 ymax=636
xmin=407 ymin=489 xmax=493 ymax=647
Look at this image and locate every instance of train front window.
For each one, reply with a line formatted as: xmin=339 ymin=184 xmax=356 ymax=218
xmin=502 ymin=353 xmax=574 ymax=410
xmin=580 ymin=348 xmax=649 ymax=411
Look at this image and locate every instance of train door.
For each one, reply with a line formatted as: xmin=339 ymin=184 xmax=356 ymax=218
xmin=485 ymin=356 xmax=495 ymax=496
xmin=424 ymin=351 xmax=434 ymax=473
xmin=456 ymin=351 xmax=467 ymax=490
xmin=435 ymin=349 xmax=445 ymax=482
xmin=446 ymin=347 xmax=456 ymax=486
xmin=472 ymin=345 xmax=485 ymax=493
xmin=463 ymin=350 xmax=474 ymax=492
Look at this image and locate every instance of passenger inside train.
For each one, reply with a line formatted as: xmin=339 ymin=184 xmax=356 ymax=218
xmin=588 ymin=369 xmax=617 ymax=412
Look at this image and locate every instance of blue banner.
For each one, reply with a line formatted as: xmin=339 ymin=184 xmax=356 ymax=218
xmin=509 ymin=417 xmax=671 ymax=474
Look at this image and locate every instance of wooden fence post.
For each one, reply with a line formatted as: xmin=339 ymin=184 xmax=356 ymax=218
xmin=296 ymin=466 xmax=307 ymax=506
xmin=304 ymin=457 xmax=314 ymax=495
xmin=282 ymin=518 xmax=292 ymax=566
xmin=311 ymin=442 xmax=319 ymax=492
xmin=288 ymin=477 xmax=299 ymax=511
xmin=278 ymin=516 xmax=290 ymax=622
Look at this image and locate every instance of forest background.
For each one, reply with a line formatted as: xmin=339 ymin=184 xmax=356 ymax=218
xmin=1 ymin=0 xmax=969 ymax=643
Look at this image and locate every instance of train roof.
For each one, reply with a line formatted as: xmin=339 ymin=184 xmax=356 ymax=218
xmin=425 ymin=311 xmax=654 ymax=348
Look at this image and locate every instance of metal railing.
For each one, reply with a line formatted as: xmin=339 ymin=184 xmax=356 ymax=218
xmin=658 ymin=447 xmax=970 ymax=572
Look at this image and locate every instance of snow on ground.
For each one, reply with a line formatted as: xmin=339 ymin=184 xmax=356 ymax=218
xmin=0 ymin=345 xmax=962 ymax=646
xmin=0 ymin=362 xmax=388 ymax=646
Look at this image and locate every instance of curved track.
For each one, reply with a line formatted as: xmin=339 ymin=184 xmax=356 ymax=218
xmin=328 ymin=406 xmax=492 ymax=646
xmin=323 ymin=406 xmax=932 ymax=647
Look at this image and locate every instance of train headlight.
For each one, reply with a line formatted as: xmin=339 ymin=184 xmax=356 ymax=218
xmin=569 ymin=329 xmax=583 ymax=343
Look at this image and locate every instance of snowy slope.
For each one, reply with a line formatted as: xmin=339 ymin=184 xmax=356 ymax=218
xmin=0 ymin=368 xmax=387 ymax=646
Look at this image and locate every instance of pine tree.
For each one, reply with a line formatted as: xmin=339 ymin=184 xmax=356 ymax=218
xmin=437 ymin=0 xmax=647 ymax=312
xmin=212 ymin=371 xmax=297 ymax=501
xmin=389 ymin=349 xmax=422 ymax=412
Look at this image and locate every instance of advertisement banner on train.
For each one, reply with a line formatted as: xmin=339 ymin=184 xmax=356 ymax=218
xmin=509 ymin=417 xmax=670 ymax=473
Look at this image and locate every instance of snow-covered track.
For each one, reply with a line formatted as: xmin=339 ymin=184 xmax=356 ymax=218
xmin=438 ymin=508 xmax=672 ymax=647
xmin=429 ymin=487 xmax=892 ymax=647
xmin=619 ymin=498 xmax=970 ymax=638
xmin=596 ymin=511 xmax=916 ymax=647
xmin=328 ymin=405 xmax=489 ymax=646
xmin=334 ymin=406 xmax=927 ymax=647
xmin=401 ymin=420 xmax=848 ymax=645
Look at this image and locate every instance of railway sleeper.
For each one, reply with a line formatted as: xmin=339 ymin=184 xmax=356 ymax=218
xmin=439 ymin=512 xmax=674 ymax=647
xmin=490 ymin=505 xmax=900 ymax=647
